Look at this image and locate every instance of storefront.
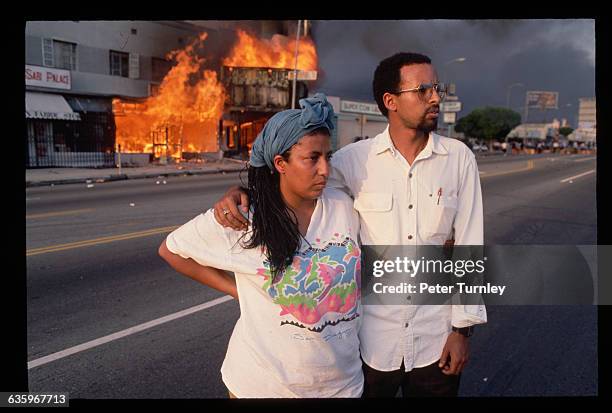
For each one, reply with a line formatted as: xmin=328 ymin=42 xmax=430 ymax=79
xmin=25 ymin=65 xmax=115 ymax=168
xmin=25 ymin=91 xmax=81 ymax=167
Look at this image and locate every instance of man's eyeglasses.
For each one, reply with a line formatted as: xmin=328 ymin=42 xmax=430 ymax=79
xmin=394 ymin=82 xmax=447 ymax=101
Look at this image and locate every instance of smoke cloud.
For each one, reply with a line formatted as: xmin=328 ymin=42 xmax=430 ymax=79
xmin=311 ymin=19 xmax=595 ymax=126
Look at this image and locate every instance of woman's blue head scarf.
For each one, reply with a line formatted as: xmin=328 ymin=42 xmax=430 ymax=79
xmin=249 ymin=93 xmax=335 ymax=171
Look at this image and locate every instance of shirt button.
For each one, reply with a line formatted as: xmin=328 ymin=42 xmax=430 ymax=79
xmin=408 ymin=204 xmax=413 ymax=209
xmin=405 ymin=322 xmax=409 ymax=328
xmin=408 ymin=235 xmax=413 ymax=240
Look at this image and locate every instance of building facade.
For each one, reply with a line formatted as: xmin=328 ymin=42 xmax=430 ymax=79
xmin=25 ymin=21 xmax=214 ymax=167
xmin=569 ymin=97 xmax=596 ymax=142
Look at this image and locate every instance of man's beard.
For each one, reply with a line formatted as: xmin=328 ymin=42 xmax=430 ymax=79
xmin=417 ymin=117 xmax=438 ymax=134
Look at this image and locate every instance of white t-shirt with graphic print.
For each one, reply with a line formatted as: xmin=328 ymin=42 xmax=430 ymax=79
xmin=165 ymin=188 xmax=363 ymax=398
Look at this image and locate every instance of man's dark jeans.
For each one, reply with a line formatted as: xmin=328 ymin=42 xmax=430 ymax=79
xmin=361 ymin=359 xmax=460 ymax=397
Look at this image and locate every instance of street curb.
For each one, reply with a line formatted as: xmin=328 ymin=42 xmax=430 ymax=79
xmin=25 ymin=166 xmax=245 ymax=188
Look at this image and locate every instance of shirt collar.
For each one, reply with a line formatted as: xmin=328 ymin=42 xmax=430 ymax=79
xmin=375 ymin=126 xmax=449 ymax=157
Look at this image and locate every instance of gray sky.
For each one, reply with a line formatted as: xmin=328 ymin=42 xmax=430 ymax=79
xmin=310 ymin=19 xmax=595 ymax=126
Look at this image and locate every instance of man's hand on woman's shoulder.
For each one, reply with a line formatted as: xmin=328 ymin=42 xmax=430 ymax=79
xmin=213 ymin=186 xmax=250 ymax=230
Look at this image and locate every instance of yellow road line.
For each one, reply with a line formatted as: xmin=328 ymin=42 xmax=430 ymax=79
xmin=26 ymin=225 xmax=179 ymax=256
xmin=480 ymin=160 xmax=534 ymax=178
xmin=26 ymin=208 xmax=95 ymax=220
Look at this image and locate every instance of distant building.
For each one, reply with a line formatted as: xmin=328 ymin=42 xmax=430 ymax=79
xmin=569 ymin=98 xmax=596 ymax=142
xmin=507 ymin=122 xmax=556 ymax=140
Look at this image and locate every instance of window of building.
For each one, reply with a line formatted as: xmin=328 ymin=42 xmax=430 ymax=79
xmin=54 ymin=41 xmax=77 ymax=70
xmin=42 ymin=39 xmax=77 ymax=70
xmin=110 ymin=50 xmax=129 ymax=77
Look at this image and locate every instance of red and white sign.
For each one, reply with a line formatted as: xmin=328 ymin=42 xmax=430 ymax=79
xmin=25 ymin=65 xmax=71 ymax=90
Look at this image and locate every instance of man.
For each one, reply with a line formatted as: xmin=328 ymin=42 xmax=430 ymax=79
xmin=213 ymin=52 xmax=487 ymax=397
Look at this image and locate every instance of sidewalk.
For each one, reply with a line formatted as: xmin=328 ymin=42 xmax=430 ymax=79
xmin=25 ymin=158 xmax=247 ymax=187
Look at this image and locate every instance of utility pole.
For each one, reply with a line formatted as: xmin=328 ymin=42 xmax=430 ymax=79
xmin=117 ymin=144 xmax=122 ymax=175
xmin=524 ymin=93 xmax=529 ymax=124
xmin=291 ymin=20 xmax=302 ymax=109
xmin=443 ymin=58 xmax=466 ymax=139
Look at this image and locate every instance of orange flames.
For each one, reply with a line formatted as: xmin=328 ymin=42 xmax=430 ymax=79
xmin=113 ymin=29 xmax=318 ymax=158
xmin=114 ymin=33 xmax=225 ymax=158
xmin=223 ymin=29 xmax=318 ymax=70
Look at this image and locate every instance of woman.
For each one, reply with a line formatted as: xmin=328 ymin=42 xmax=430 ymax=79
xmin=158 ymin=94 xmax=363 ymax=398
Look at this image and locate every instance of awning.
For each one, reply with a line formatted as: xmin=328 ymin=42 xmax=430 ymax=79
xmin=25 ymin=92 xmax=81 ymax=121
xmin=64 ymin=96 xmax=113 ymax=113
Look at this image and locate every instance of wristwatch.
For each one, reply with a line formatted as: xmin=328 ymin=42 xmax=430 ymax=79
xmin=452 ymin=325 xmax=474 ymax=337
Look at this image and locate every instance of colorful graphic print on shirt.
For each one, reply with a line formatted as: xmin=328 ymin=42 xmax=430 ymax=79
xmin=256 ymin=235 xmax=361 ymax=333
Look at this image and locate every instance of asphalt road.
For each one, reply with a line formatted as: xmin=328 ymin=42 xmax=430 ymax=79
xmin=25 ymin=153 xmax=598 ymax=398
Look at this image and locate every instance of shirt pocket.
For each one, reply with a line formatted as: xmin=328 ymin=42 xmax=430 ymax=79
xmin=353 ymin=192 xmax=393 ymax=243
xmin=422 ymin=195 xmax=458 ymax=242
xmin=353 ymin=192 xmax=393 ymax=212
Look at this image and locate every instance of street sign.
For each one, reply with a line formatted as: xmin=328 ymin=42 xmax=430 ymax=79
xmin=444 ymin=95 xmax=459 ymax=101
xmin=287 ymin=70 xmax=318 ymax=81
xmin=440 ymin=101 xmax=462 ymax=112
xmin=443 ymin=112 xmax=456 ymax=124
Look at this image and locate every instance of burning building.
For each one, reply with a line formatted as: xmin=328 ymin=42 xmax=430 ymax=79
xmin=25 ymin=21 xmax=317 ymax=168
xmin=112 ymin=26 xmax=318 ymax=163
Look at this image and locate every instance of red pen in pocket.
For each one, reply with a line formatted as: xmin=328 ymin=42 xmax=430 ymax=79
xmin=437 ymin=188 xmax=442 ymax=205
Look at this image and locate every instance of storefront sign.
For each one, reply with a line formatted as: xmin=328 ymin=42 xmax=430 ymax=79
xmin=341 ymin=100 xmax=383 ymax=116
xmin=25 ymin=65 xmax=71 ymax=90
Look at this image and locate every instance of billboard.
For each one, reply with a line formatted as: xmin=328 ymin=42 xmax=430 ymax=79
xmin=526 ymin=91 xmax=559 ymax=109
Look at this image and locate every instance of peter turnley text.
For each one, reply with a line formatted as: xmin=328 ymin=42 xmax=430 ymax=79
xmin=371 ymin=282 xmax=507 ymax=296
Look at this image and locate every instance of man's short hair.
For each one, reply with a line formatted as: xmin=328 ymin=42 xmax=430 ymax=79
xmin=372 ymin=52 xmax=432 ymax=117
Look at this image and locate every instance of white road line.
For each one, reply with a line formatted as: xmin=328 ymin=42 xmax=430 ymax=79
xmin=27 ymin=295 xmax=235 ymax=370
xmin=574 ymin=157 xmax=596 ymax=163
xmin=560 ymin=169 xmax=596 ymax=183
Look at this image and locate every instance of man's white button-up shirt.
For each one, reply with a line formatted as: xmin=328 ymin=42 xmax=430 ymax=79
xmin=329 ymin=126 xmax=487 ymax=372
